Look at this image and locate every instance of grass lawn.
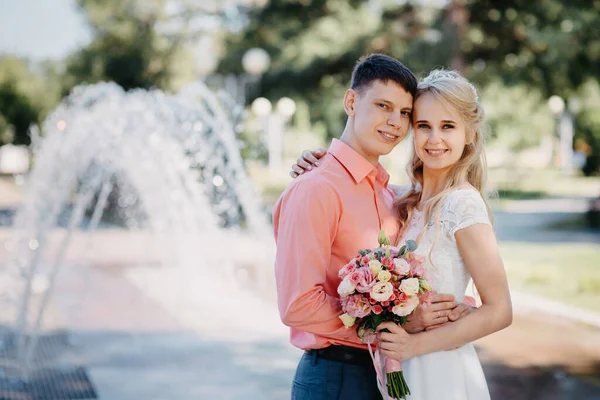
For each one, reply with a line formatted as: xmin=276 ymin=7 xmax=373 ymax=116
xmin=500 ymin=242 xmax=600 ymax=313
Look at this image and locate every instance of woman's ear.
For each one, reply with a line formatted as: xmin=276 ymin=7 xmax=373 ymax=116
xmin=343 ymin=89 xmax=357 ymax=117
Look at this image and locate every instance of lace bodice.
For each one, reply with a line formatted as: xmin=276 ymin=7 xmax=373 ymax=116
xmin=400 ymin=189 xmax=491 ymax=302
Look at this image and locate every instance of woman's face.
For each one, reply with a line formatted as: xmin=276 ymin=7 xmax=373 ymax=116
xmin=412 ymin=92 xmax=469 ymax=172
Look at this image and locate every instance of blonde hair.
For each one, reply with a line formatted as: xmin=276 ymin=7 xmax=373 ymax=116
xmin=394 ymin=69 xmax=491 ymax=248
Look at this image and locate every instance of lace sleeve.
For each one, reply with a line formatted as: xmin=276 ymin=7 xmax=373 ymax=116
xmin=443 ymin=189 xmax=491 ymax=240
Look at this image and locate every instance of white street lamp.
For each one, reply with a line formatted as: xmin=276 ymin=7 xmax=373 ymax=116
xmin=547 ymin=95 xmax=565 ymax=116
xmin=242 ymin=48 xmax=271 ymax=76
xmin=276 ymin=97 xmax=297 ymax=119
xmin=251 ymin=97 xmax=272 ymax=117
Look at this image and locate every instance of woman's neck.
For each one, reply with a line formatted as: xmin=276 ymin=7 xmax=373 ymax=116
xmin=420 ymin=167 xmax=452 ymax=204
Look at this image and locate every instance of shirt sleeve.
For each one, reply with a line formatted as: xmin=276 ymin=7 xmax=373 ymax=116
xmin=273 ymin=179 xmax=354 ymax=340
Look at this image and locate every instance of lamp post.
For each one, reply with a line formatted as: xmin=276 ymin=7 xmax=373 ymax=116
xmin=547 ymin=95 xmax=566 ymax=171
xmin=548 ymin=95 xmax=579 ymax=175
xmin=251 ymin=96 xmax=296 ymax=175
xmin=198 ymin=47 xmax=270 ymax=106
xmin=239 ymin=47 xmax=271 ymax=103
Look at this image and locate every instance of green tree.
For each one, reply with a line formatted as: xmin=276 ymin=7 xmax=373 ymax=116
xmin=62 ymin=0 xmax=208 ymax=93
xmin=0 ymin=56 xmax=59 ymax=145
xmin=219 ymin=0 xmax=421 ymax=138
xmin=464 ymin=0 xmax=600 ymax=98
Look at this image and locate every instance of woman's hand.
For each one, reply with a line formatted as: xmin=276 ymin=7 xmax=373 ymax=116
xmin=376 ymin=321 xmax=419 ymax=361
xmin=289 ymin=148 xmax=327 ymax=178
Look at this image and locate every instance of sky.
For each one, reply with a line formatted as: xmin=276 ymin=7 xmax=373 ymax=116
xmin=0 ymin=0 xmax=91 ymax=61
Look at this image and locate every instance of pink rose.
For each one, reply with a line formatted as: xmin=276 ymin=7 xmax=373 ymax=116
xmin=381 ymin=257 xmax=394 ymax=269
xmin=338 ymin=262 xmax=357 ymax=278
xmin=355 ymin=267 xmax=376 ymax=293
xmin=348 ymin=270 xmax=362 ymax=286
xmin=341 ymin=295 xmax=372 ymax=318
xmin=361 ymin=256 xmax=371 ymax=266
xmin=372 ymin=305 xmax=384 ymax=315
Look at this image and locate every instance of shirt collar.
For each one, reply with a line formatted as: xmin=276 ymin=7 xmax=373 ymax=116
xmin=329 ymin=138 xmax=390 ymax=186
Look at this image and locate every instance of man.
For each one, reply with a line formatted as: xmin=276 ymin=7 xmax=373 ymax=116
xmin=273 ymin=54 xmax=469 ymax=399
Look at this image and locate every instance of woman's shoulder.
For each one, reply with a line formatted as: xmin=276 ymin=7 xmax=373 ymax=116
xmin=443 ymin=184 xmax=485 ymax=207
xmin=440 ymin=185 xmax=491 ymax=235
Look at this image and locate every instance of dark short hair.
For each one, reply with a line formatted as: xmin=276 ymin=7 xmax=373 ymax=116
xmin=350 ymin=53 xmax=417 ymax=97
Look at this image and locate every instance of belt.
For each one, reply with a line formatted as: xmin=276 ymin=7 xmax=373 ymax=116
xmin=306 ymin=345 xmax=372 ymax=366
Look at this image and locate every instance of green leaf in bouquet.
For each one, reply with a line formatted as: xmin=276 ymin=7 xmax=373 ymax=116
xmin=398 ymin=245 xmax=407 ymax=257
xmin=405 ymin=240 xmax=417 ymax=252
xmin=371 ymin=313 xmax=385 ymax=329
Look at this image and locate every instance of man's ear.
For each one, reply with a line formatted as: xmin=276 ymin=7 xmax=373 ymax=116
xmin=343 ymin=89 xmax=358 ymax=117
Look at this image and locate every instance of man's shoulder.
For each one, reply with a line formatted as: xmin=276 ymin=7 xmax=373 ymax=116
xmin=288 ymin=154 xmax=347 ymax=189
xmin=274 ymin=157 xmax=347 ymax=211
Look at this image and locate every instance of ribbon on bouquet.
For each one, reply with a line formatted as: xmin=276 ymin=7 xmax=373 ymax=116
xmin=365 ymin=333 xmax=393 ymax=400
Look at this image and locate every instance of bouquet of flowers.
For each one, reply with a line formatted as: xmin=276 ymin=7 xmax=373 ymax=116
xmin=337 ymin=230 xmax=433 ymax=400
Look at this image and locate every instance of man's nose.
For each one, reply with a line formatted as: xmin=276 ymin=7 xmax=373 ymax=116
xmin=387 ymin=111 xmax=402 ymax=127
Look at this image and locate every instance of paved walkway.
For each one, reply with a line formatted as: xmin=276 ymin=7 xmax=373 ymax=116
xmin=47 ymin=262 xmax=600 ymax=399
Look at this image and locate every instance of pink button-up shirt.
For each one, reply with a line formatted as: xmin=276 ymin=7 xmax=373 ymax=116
xmin=273 ymin=138 xmax=398 ymax=350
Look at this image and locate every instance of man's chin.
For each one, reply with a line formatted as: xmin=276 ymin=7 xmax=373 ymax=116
xmin=376 ymin=143 xmax=399 ymax=156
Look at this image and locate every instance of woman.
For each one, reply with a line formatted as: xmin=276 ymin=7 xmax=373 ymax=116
xmin=289 ymin=69 xmax=512 ymax=399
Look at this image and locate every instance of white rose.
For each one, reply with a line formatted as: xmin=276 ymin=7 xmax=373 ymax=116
xmin=377 ymin=270 xmax=392 ymax=282
xmin=339 ymin=313 xmax=356 ymax=328
xmin=400 ymin=278 xmax=420 ymax=296
xmin=368 ymin=260 xmax=383 ymax=276
xmin=370 ymin=281 xmax=394 ymax=302
xmin=337 ymin=274 xmax=356 ymax=297
xmin=393 ymin=258 xmax=411 ymax=275
xmin=392 ymin=296 xmax=420 ymax=316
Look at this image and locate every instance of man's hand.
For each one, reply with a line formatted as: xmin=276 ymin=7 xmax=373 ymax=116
xmin=403 ymin=293 xmax=456 ymax=333
xmin=290 ymin=148 xmax=327 ymax=178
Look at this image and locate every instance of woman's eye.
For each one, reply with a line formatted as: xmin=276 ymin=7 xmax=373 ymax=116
xmin=401 ymin=111 xmax=411 ymax=117
xmin=417 ymin=123 xmax=429 ymax=129
xmin=443 ymin=124 xmax=455 ymax=129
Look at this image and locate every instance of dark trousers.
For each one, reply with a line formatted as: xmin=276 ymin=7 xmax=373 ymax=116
xmin=291 ymin=348 xmax=382 ymax=400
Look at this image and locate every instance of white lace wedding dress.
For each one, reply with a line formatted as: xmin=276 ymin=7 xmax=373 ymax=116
xmin=400 ymin=188 xmax=491 ymax=400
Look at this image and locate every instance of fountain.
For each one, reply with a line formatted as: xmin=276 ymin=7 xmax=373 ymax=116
xmin=0 ymin=81 xmax=277 ymax=382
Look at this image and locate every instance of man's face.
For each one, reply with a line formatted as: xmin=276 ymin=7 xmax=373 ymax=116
xmin=344 ymin=80 xmax=413 ymax=165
